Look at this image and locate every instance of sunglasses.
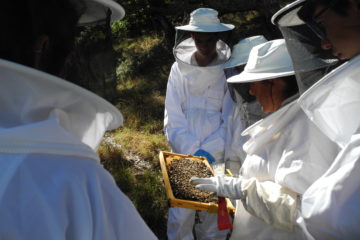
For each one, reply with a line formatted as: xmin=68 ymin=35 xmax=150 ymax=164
xmin=299 ymin=0 xmax=340 ymax=40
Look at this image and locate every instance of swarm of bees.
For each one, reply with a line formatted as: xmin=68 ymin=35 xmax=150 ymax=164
xmin=168 ymin=158 xmax=217 ymax=203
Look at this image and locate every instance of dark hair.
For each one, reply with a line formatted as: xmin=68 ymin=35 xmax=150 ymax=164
xmin=0 ymin=0 xmax=84 ymax=75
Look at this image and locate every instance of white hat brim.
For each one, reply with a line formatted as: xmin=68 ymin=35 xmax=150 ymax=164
xmin=227 ymin=69 xmax=295 ymax=83
xmin=0 ymin=58 xmax=123 ymax=130
xmin=271 ymin=0 xmax=306 ymax=27
xmin=78 ymin=0 xmax=125 ymax=26
xmin=176 ymin=23 xmax=234 ymax=32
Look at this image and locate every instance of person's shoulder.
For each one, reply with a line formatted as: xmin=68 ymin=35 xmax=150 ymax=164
xmin=170 ymin=61 xmax=179 ymax=71
xmin=168 ymin=62 xmax=182 ymax=79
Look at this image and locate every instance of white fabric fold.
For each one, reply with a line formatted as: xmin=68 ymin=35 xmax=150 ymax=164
xmin=230 ymin=98 xmax=339 ymax=239
xmin=298 ymin=55 xmax=360 ymax=239
xmin=241 ymin=178 xmax=298 ymax=232
xmin=298 ymin=55 xmax=360 ymax=148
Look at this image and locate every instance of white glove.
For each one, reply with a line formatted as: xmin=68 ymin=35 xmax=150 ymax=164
xmin=190 ymin=175 xmax=244 ymax=199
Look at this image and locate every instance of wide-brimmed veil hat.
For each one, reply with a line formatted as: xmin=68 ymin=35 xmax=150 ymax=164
xmin=77 ymin=0 xmax=125 ymax=26
xmin=227 ymin=39 xmax=294 ymax=83
xmin=271 ymin=0 xmax=307 ymax=26
xmin=176 ymin=8 xmax=234 ymax=32
xmin=224 ymin=35 xmax=268 ymax=69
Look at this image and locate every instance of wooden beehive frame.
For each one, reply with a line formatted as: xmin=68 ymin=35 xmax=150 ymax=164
xmin=159 ymin=151 xmax=235 ymax=214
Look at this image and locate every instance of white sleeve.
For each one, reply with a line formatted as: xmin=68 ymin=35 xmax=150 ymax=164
xmin=164 ymin=63 xmax=200 ymax=155
xmin=301 ymin=132 xmax=360 ymax=239
xmin=240 ymin=178 xmax=299 ymax=232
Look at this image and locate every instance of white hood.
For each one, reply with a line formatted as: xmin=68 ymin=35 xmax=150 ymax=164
xmin=0 ymin=59 xmax=123 ymax=161
xmin=298 ymin=54 xmax=360 ymax=148
xmin=241 ymin=101 xmax=297 ymax=156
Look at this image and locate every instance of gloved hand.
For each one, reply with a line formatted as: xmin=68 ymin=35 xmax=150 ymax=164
xmin=190 ymin=175 xmax=244 ymax=199
xmin=193 ymin=149 xmax=216 ymax=164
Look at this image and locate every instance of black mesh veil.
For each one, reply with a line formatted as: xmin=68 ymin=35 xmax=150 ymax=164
xmin=279 ymin=24 xmax=342 ymax=93
xmin=272 ymin=0 xmax=345 ymax=94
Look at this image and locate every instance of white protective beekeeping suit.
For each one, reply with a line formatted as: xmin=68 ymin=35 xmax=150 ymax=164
xmin=0 ymin=59 xmax=158 ymax=240
xmin=164 ymin=8 xmax=234 ymax=240
xmin=165 ymin=38 xmax=233 ymax=159
xmin=271 ymin=1 xmax=360 ymax=238
xmin=191 ymin=39 xmax=343 ymax=239
xmin=299 ymin=54 xmax=360 ymax=239
xmin=226 ymin=40 xmax=340 ymax=239
xmin=229 ymin=100 xmax=340 ymax=240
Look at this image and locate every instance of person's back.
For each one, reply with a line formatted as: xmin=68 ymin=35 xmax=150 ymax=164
xmin=0 ymin=0 xmax=157 ymax=239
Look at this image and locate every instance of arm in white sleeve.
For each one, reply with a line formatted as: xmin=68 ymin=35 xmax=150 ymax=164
xmin=201 ymin=87 xmax=235 ymax=162
xmin=164 ymin=63 xmax=200 ymax=155
xmin=241 ymin=178 xmax=299 ymax=232
xmin=190 ymin=175 xmax=298 ymax=232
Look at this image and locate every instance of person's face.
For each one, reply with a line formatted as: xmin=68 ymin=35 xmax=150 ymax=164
xmin=313 ymin=0 xmax=360 ymax=60
xmin=191 ymin=32 xmax=218 ymax=57
xmin=248 ymin=78 xmax=287 ymax=113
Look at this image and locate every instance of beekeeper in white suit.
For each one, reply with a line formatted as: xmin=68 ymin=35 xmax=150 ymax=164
xmin=191 ymin=39 xmax=340 ymax=239
xmin=164 ymin=8 xmax=234 ymax=240
xmin=223 ymin=35 xmax=267 ymax=176
xmin=273 ymin=0 xmax=360 ymax=238
xmin=0 ymin=0 xmax=157 ymax=239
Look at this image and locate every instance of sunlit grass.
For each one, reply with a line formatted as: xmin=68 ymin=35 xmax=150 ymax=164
xmin=111 ymin=127 xmax=170 ymax=162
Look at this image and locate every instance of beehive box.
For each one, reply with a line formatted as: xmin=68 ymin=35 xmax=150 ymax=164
xmin=159 ymin=151 xmax=235 ymax=214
